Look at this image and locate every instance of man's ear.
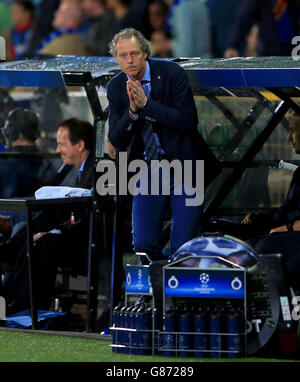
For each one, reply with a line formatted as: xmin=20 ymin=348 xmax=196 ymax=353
xmin=77 ymin=139 xmax=85 ymax=152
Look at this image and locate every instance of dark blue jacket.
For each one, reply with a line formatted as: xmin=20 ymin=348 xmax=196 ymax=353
xmin=227 ymin=0 xmax=299 ymax=56
xmin=207 ymin=0 xmax=242 ymax=57
xmin=107 ymin=58 xmax=220 ymax=187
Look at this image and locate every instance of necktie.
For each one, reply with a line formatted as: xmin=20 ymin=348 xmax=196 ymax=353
xmin=140 ymin=80 xmax=160 ymax=163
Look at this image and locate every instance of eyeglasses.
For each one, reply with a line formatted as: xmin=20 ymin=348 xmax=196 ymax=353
xmin=117 ymin=51 xmax=143 ymax=60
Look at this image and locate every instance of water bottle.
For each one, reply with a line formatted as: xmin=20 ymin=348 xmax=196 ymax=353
xmin=142 ymin=304 xmax=152 ymax=355
xmin=137 ymin=304 xmax=152 ymax=355
xmin=178 ymin=305 xmax=192 ymax=357
xmin=112 ymin=302 xmax=122 ymax=352
xmin=130 ymin=304 xmax=140 ymax=355
xmin=162 ymin=306 xmax=178 ymax=357
xmin=193 ymin=304 xmax=209 ymax=358
xmin=209 ymin=304 xmax=224 ymax=358
xmin=117 ymin=304 xmax=128 ymax=353
xmin=153 ymin=307 xmax=160 ymax=355
xmin=135 ymin=304 xmax=144 ymax=355
xmin=124 ymin=304 xmax=134 ymax=353
xmin=227 ymin=305 xmax=245 ymax=358
xmin=136 ymin=303 xmax=151 ymax=355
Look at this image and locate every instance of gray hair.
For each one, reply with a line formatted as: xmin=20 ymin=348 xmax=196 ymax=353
xmin=108 ymin=28 xmax=152 ymax=58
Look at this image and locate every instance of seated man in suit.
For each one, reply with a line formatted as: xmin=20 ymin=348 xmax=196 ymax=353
xmin=0 ymin=108 xmax=45 ymax=198
xmin=242 ymin=112 xmax=300 ymax=291
xmin=0 ymin=117 xmax=94 ymax=314
xmin=0 ymin=108 xmax=56 ymax=228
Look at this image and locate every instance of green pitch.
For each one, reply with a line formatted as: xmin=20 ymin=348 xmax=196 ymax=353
xmin=0 ymin=329 xmax=297 ymax=362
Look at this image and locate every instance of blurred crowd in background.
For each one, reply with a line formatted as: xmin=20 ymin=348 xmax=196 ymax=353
xmin=0 ymin=0 xmax=300 ymax=62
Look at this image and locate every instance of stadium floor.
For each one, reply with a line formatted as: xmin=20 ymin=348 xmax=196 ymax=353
xmin=0 ymin=327 xmax=298 ymax=363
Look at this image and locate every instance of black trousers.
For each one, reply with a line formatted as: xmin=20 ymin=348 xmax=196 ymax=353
xmin=3 ymin=232 xmax=88 ymax=313
xmin=204 ymin=220 xmax=300 ymax=290
xmin=247 ymin=232 xmax=300 ymax=290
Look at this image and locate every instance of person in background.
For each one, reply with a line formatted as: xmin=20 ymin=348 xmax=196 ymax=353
xmin=148 ymin=0 xmax=169 ymax=33
xmin=22 ymin=0 xmax=60 ymax=59
xmin=35 ymin=0 xmax=94 ymax=57
xmin=7 ymin=0 xmax=35 ymax=60
xmin=164 ymin=0 xmax=212 ymax=58
xmin=0 ymin=108 xmax=52 ymax=199
xmin=131 ymin=0 xmax=153 ymax=39
xmin=81 ymin=0 xmax=115 ymax=56
xmin=0 ymin=118 xmax=95 ymax=314
xmin=150 ymin=29 xmax=172 ymax=58
xmin=148 ymin=0 xmax=171 ymax=58
xmin=106 ymin=0 xmax=145 ymax=42
xmin=224 ymin=0 xmax=300 ymax=58
xmin=242 ymin=113 xmax=300 ymax=291
xmin=206 ymin=0 xmax=242 ymax=58
xmin=0 ymin=108 xmax=56 ymax=230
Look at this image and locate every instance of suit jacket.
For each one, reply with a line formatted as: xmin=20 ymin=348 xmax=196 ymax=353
xmin=227 ymin=0 xmax=298 ymax=57
xmin=251 ymin=166 xmax=300 ymax=230
xmin=2 ymin=151 xmax=95 ymax=308
xmin=107 ymin=58 xmax=220 ymax=187
xmin=75 ymin=152 xmax=94 ymax=189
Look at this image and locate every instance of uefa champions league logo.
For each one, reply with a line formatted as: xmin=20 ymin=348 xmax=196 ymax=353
xmin=199 ymin=273 xmax=209 ymax=284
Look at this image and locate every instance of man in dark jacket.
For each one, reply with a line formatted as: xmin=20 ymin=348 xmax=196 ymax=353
xmin=107 ymin=28 xmax=220 ymax=261
xmin=224 ymin=0 xmax=300 ymax=58
xmin=0 ymin=108 xmax=53 ymax=198
xmin=0 ymin=117 xmax=94 ymax=313
xmin=243 ymin=112 xmax=300 ymax=290
xmin=0 ymin=108 xmax=56 ymax=227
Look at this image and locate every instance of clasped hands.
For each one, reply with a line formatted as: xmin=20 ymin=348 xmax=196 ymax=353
xmin=126 ymin=79 xmax=148 ymax=114
xmin=107 ymin=80 xmax=146 ymax=161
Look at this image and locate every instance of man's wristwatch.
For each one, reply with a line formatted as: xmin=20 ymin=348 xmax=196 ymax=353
xmin=286 ymin=222 xmax=294 ymax=232
xmin=129 ymin=107 xmax=138 ymax=115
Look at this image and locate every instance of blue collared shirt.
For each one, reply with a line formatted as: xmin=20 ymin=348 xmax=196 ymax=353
xmin=79 ymin=153 xmax=88 ymax=172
